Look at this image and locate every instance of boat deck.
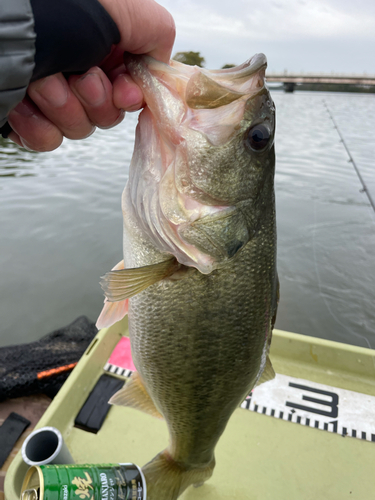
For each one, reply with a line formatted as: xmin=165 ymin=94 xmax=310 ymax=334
xmin=4 ymin=318 xmax=375 ymax=500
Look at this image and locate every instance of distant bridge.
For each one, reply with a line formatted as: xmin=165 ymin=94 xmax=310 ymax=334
xmin=265 ymin=73 xmax=375 ymax=92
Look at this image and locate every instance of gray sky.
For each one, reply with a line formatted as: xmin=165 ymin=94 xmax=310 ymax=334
xmin=158 ymin=0 xmax=375 ymax=74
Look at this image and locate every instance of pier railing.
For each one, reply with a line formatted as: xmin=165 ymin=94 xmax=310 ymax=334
xmin=265 ymin=73 xmax=375 ymax=92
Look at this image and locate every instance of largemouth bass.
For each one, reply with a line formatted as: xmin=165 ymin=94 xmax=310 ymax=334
xmin=97 ymin=54 xmax=278 ymax=500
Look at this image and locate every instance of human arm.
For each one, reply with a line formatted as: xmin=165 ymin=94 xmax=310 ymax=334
xmin=1 ymin=0 xmax=175 ymax=151
xmin=0 ymin=0 xmax=35 ymax=130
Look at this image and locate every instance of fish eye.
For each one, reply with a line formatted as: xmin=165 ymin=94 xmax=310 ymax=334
xmin=246 ymin=124 xmax=271 ymax=151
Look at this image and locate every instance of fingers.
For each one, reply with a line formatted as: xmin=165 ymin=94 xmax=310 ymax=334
xmin=71 ymin=65 xmax=144 ymax=116
xmin=6 ymin=0 xmax=176 ymax=153
xmin=69 ymin=67 xmax=125 ymax=129
xmin=27 ymin=73 xmax=95 ymax=140
xmin=112 ymin=73 xmax=144 ymax=111
xmin=7 ymin=73 xmax=95 ymax=151
xmin=7 ymin=131 xmax=22 ymax=148
xmin=8 ymin=98 xmax=64 ymax=152
xmin=7 ymin=68 xmax=130 ymax=152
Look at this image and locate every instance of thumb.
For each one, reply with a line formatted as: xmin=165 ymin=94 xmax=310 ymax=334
xmin=98 ymin=0 xmax=175 ymax=67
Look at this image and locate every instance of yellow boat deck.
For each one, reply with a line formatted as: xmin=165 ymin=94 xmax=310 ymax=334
xmin=5 ymin=318 xmax=375 ymax=500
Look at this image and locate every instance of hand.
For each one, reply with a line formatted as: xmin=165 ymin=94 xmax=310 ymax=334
xmin=8 ymin=67 xmax=142 ymax=150
xmin=8 ymin=0 xmax=175 ymax=152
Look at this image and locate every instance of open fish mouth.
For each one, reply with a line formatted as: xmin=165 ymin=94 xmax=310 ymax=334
xmin=123 ymin=54 xmax=271 ymax=274
xmin=125 ymin=52 xmax=267 ymax=143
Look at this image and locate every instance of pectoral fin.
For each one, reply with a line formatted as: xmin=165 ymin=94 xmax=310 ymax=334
xmin=255 ymin=356 xmax=275 ymax=387
xmin=100 ymin=258 xmax=180 ymax=302
xmin=109 ymin=372 xmax=163 ymax=419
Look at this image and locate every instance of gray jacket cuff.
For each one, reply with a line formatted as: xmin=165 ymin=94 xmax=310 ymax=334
xmin=0 ymin=0 xmax=36 ymax=127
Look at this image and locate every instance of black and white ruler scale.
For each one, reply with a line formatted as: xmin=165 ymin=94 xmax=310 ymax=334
xmin=242 ymin=373 xmax=375 ymax=443
xmin=104 ymin=360 xmax=375 ymax=444
xmin=104 ymin=361 xmax=133 ymax=379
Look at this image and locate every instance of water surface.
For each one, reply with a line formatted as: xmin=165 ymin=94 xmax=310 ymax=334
xmin=0 ymin=92 xmax=374 ymax=349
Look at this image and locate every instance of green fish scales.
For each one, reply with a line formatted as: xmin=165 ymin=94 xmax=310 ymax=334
xmin=97 ymin=53 xmax=278 ymax=500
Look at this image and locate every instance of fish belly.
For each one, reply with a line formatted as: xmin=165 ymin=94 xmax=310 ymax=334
xmin=127 ymin=213 xmax=276 ymax=467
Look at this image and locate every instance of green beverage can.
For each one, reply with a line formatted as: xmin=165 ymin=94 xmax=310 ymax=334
xmin=20 ymin=463 xmax=146 ymax=500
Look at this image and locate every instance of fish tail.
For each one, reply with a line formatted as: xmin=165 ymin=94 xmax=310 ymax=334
xmin=142 ymin=449 xmax=215 ymax=500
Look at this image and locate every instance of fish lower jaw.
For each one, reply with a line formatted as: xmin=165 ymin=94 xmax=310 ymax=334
xmin=181 ymin=196 xmax=232 ymax=222
xmin=160 ymin=184 xmax=233 ymax=225
xmin=169 ymin=240 xmax=217 ymax=274
xmin=185 ymin=254 xmax=216 ymax=275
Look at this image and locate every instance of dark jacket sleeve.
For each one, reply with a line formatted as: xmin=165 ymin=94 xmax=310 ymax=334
xmin=30 ymin=0 xmax=120 ymax=81
xmin=0 ymin=0 xmax=36 ymax=128
xmin=0 ymin=0 xmax=120 ymax=135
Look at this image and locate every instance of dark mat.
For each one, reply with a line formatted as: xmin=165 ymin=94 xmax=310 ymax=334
xmin=0 ymin=316 xmax=97 ymax=402
xmin=75 ymin=374 xmax=123 ymax=434
xmin=0 ymin=412 xmax=30 ymax=468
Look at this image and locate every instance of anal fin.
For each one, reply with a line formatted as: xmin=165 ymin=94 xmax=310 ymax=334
xmin=109 ymin=372 xmax=163 ymax=420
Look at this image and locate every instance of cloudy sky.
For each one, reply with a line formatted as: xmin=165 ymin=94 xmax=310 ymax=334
xmin=158 ymin=0 xmax=375 ymax=74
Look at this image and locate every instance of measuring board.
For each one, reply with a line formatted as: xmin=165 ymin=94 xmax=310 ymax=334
xmin=104 ymin=362 xmax=133 ymax=378
xmin=104 ymin=337 xmax=375 ymax=443
xmin=242 ymin=373 xmax=375 ymax=443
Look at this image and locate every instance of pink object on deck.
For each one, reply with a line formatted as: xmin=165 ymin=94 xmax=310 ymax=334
xmin=108 ymin=337 xmax=136 ymax=371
